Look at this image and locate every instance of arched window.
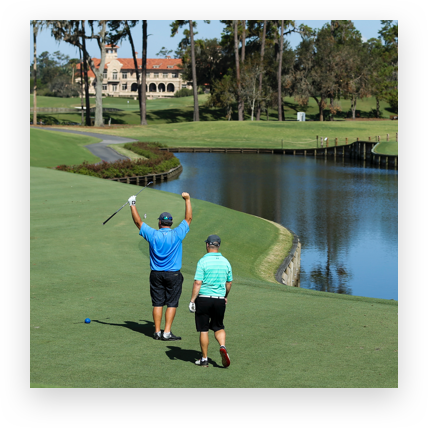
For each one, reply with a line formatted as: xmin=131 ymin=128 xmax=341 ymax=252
xmin=149 ymin=83 xmax=157 ymax=92
xmin=158 ymin=83 xmax=165 ymax=93
xmin=167 ymin=83 xmax=175 ymax=92
xmin=112 ymin=69 xmax=118 ymax=80
xmin=131 ymin=83 xmax=138 ymax=92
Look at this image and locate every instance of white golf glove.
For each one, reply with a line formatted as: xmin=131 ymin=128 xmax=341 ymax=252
xmin=128 ymin=195 xmax=136 ymax=206
xmin=189 ymin=302 xmax=196 ymax=313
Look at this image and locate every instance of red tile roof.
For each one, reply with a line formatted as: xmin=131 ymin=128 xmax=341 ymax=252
xmin=76 ymin=58 xmax=182 ymax=78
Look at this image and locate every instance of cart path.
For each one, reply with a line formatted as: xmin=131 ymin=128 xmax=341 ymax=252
xmin=33 ymin=127 xmax=137 ymax=163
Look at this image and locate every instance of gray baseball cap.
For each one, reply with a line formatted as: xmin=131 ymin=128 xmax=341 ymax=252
xmin=205 ymin=234 xmax=221 ymax=246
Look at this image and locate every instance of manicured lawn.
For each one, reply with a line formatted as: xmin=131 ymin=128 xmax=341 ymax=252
xmin=59 ymin=120 xmax=399 ymax=154
xmin=30 ymin=166 xmax=397 ymax=388
xmin=373 ymin=141 xmax=399 ymax=156
xmin=31 ymin=128 xmax=102 ymax=167
xmin=30 ymin=94 xmax=396 ymax=125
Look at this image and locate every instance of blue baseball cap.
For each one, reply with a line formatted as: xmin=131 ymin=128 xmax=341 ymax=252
xmin=158 ymin=212 xmax=173 ymax=221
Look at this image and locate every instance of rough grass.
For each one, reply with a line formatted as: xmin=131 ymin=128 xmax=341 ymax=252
xmin=30 ymin=166 xmax=398 ymax=388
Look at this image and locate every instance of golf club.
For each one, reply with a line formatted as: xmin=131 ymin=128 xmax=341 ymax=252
xmin=102 ymin=181 xmax=153 ymax=225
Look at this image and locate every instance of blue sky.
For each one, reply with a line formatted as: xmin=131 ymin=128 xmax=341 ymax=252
xmin=30 ymin=20 xmax=386 ymax=63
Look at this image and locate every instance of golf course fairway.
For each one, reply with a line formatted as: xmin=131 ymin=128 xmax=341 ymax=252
xmin=30 ymin=166 xmax=398 ymax=388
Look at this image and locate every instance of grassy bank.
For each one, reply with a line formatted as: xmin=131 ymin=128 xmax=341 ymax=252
xmin=57 ymin=120 xmax=399 ymax=154
xmin=30 ymin=166 xmax=397 ymax=388
xmin=31 ymin=128 xmax=102 ymax=167
xmin=373 ymin=141 xmax=399 ymax=155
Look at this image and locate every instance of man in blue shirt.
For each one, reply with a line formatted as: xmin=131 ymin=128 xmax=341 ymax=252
xmin=128 ymin=192 xmax=192 ymax=341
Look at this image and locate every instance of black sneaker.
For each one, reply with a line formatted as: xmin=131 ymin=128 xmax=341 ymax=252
xmin=162 ymin=332 xmax=181 ymax=341
xmin=153 ymin=332 xmax=162 ymax=340
xmin=195 ymin=359 xmax=209 ymax=367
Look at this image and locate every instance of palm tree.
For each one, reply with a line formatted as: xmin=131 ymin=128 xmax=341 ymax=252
xmin=171 ymin=20 xmax=210 ymax=122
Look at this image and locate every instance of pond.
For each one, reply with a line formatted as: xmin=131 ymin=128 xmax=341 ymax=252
xmin=151 ymin=153 xmax=398 ymax=300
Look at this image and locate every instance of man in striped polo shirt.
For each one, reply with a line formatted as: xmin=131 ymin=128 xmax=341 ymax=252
xmin=189 ymin=235 xmax=233 ymax=368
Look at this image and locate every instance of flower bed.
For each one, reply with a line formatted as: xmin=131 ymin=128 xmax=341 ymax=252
xmin=55 ymin=142 xmax=180 ymax=179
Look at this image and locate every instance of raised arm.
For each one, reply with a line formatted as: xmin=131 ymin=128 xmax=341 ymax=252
xmin=182 ymin=192 xmax=192 ymax=226
xmin=128 ymin=196 xmax=143 ymax=230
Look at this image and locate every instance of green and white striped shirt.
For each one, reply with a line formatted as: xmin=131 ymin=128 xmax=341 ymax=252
xmin=194 ymin=253 xmax=233 ymax=297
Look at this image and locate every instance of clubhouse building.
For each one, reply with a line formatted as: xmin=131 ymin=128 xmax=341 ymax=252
xmin=76 ymin=45 xmax=191 ymax=98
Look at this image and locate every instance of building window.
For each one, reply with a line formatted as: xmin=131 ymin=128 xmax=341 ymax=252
xmin=122 ymin=83 xmax=127 ymax=91
xmin=112 ymin=70 xmax=118 ymax=80
xmin=112 ymin=84 xmax=118 ymax=92
xmin=167 ymin=65 xmax=173 ymax=69
xmin=172 ymin=73 xmax=178 ymax=78
xmin=154 ymin=72 xmax=159 ymax=78
xmin=146 ymin=72 xmax=150 ymax=78
xmin=182 ymin=84 xmax=187 ymax=88
xmin=102 ymin=84 xmax=107 ymax=90
xmin=103 ymin=71 xmax=107 ymax=78
xmin=163 ymin=73 xmax=168 ymax=78
xmin=122 ymin=72 xmax=128 ymax=79
xmin=153 ymin=65 xmax=160 ymax=68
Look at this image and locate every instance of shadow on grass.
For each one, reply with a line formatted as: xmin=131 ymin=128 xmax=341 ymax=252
xmin=92 ymin=318 xmax=155 ymax=338
xmin=165 ymin=345 xmax=223 ymax=368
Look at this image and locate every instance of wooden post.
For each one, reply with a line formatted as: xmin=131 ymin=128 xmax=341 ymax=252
xmin=378 ymin=135 xmax=380 ymax=142
xmin=368 ymin=136 xmax=371 ymax=141
xmin=396 ymin=133 xmax=398 ymax=142
xmin=320 ymin=136 xmax=323 ymax=148
xmin=335 ymin=138 xmax=338 ymax=146
xmin=387 ymin=133 xmax=389 ymax=141
xmin=326 ymin=138 xmax=329 ymax=147
xmin=316 ymin=135 xmax=318 ymax=148
xmin=346 ymin=137 xmax=348 ymax=145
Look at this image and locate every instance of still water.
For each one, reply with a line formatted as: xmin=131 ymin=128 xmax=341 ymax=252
xmin=151 ymin=153 xmax=398 ymax=300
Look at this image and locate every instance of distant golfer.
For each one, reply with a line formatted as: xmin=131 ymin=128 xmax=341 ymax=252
xmin=189 ymin=235 xmax=233 ymax=367
xmin=128 ymin=192 xmax=192 ymax=341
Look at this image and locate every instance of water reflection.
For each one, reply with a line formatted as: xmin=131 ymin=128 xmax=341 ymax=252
xmin=151 ymin=153 xmax=398 ymax=300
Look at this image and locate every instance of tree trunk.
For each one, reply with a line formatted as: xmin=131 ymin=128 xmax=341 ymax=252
xmin=256 ymin=20 xmax=267 ymax=121
xmin=141 ymin=20 xmax=148 ymax=125
xmin=241 ymin=20 xmax=246 ymax=63
xmin=33 ymin=24 xmax=37 ymax=125
xmin=277 ymin=20 xmax=284 ymax=121
xmin=90 ymin=21 xmax=107 ymax=127
xmin=79 ymin=43 xmax=84 ymax=125
xmin=81 ymin=21 xmax=91 ymax=126
xmin=234 ymin=20 xmax=243 ymax=121
xmin=189 ymin=20 xmax=199 ymax=122
xmin=126 ymin=21 xmax=142 ymax=124
xmin=351 ymin=95 xmax=357 ymax=120
xmin=314 ymin=97 xmax=325 ymax=121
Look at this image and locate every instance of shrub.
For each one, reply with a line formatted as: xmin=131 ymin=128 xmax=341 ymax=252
xmin=55 ymin=144 xmax=180 ymax=179
xmin=174 ymin=88 xmax=193 ymax=98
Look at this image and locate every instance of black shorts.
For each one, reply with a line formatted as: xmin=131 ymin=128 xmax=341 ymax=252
xmin=195 ymin=296 xmax=226 ymax=332
xmin=149 ymin=270 xmax=183 ymax=308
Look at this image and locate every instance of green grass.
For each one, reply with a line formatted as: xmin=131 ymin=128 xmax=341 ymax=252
xmin=31 ymin=128 xmax=102 ymax=167
xmin=30 ymin=166 xmax=397 ymax=388
xmin=373 ymin=141 xmax=399 ymax=155
xmin=59 ymin=120 xmax=398 ymax=154
xmin=31 ymin=94 xmax=396 ymax=125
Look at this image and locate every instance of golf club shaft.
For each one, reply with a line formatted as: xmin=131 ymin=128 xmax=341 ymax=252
xmin=135 ymin=181 xmax=153 ymax=197
xmin=102 ymin=181 xmax=153 ymax=225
